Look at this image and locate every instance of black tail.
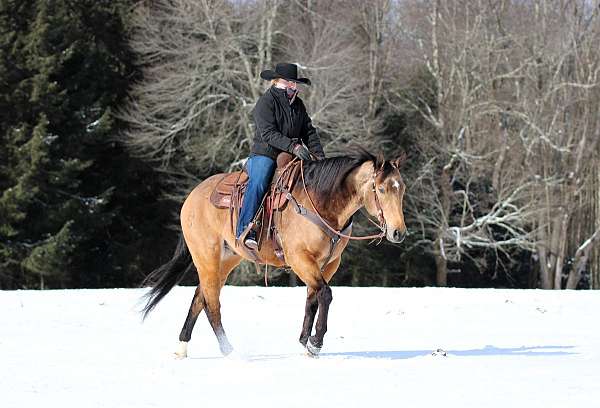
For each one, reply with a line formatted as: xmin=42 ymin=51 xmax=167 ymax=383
xmin=140 ymin=232 xmax=194 ymax=319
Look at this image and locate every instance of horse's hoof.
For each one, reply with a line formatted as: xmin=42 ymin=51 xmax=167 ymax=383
xmin=174 ymin=351 xmax=187 ymax=360
xmin=174 ymin=341 xmax=188 ymax=359
xmin=306 ymin=337 xmax=321 ymax=357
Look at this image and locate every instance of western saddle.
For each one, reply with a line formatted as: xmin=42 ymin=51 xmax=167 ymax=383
xmin=209 ymin=153 xmax=352 ymax=268
xmin=209 ymin=153 xmax=300 ymax=261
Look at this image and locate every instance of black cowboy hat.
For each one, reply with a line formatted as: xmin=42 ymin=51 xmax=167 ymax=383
xmin=260 ymin=63 xmax=311 ymax=86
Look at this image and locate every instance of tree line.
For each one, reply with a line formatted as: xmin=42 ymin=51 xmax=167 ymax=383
xmin=0 ymin=0 xmax=175 ymax=289
xmin=1 ymin=0 xmax=599 ymax=290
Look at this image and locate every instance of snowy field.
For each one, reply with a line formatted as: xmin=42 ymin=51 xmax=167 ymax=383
xmin=1 ymin=286 xmax=599 ymax=408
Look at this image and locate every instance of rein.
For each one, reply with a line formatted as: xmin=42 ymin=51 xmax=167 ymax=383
xmin=299 ymin=159 xmax=387 ymax=241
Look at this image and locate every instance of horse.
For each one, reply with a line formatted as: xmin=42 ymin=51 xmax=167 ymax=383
xmin=141 ymin=148 xmax=407 ymax=358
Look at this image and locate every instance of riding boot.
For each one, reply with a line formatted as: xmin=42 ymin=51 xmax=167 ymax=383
xmin=244 ymin=230 xmax=259 ymax=251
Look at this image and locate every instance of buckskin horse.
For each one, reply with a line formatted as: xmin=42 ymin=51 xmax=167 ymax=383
xmin=141 ymin=148 xmax=407 ymax=358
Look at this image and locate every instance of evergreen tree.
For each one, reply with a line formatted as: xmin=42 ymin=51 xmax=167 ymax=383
xmin=0 ymin=0 xmax=173 ymax=289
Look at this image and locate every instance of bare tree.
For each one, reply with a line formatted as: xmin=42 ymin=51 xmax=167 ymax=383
xmin=119 ymin=0 xmax=404 ymax=283
xmin=120 ymin=0 xmax=281 ymax=182
xmin=277 ymin=0 xmax=394 ymax=151
xmin=499 ymin=0 xmax=600 ymax=288
xmin=382 ymin=0 xmax=600 ymax=288
xmin=120 ymin=0 xmax=395 ymax=183
xmin=389 ymin=0 xmax=541 ymax=286
xmin=119 ymin=0 xmax=600 ymax=288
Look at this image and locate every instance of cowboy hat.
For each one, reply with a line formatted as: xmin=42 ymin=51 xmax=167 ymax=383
xmin=260 ymin=63 xmax=311 ymax=86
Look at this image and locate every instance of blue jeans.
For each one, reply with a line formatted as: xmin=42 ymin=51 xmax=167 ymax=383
xmin=236 ymin=154 xmax=276 ymax=238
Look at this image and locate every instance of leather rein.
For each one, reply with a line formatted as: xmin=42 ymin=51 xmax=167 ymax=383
xmin=298 ymin=158 xmax=387 ymax=242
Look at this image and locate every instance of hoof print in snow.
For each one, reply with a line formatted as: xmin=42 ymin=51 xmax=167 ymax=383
xmin=431 ymin=348 xmax=447 ymax=357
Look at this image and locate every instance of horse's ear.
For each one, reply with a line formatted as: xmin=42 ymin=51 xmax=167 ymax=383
xmin=390 ymin=152 xmax=407 ymax=169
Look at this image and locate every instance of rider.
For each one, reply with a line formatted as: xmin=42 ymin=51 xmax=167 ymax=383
xmin=236 ymin=62 xmax=325 ymax=250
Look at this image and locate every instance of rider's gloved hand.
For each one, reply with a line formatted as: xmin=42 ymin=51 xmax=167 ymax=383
xmin=292 ymin=144 xmax=312 ymax=161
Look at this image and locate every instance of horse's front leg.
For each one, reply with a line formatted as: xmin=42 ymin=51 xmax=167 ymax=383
xmin=299 ymin=287 xmax=318 ymax=347
xmin=306 ymin=284 xmax=333 ymax=356
xmin=293 ymin=256 xmax=340 ymax=356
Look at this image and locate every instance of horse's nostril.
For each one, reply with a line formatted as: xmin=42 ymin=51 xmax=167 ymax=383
xmin=393 ymin=229 xmax=406 ymax=242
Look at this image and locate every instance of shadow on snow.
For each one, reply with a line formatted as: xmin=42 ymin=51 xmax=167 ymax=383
xmin=319 ymin=345 xmax=577 ymax=360
xmin=190 ymin=345 xmax=577 ymax=361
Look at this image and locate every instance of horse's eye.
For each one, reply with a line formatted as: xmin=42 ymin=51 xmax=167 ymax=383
xmin=378 ymin=186 xmax=385 ymax=194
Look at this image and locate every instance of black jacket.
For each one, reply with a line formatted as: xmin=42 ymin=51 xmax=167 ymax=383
xmin=251 ymin=86 xmax=324 ymax=160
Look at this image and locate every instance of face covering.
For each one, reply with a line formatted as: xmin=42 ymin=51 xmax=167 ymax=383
xmin=286 ymin=86 xmax=298 ymax=101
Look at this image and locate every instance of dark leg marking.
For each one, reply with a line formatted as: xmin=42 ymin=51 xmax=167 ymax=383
xmin=299 ymin=289 xmax=318 ymax=347
xmin=309 ymin=285 xmax=333 ymax=349
xmin=179 ymin=285 xmax=204 ymax=342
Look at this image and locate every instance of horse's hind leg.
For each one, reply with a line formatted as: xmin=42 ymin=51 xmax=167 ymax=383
xmin=178 ymin=231 xmax=240 ymax=358
xmin=175 ymin=284 xmax=204 ymax=359
xmin=201 ymin=255 xmax=240 ymax=356
xmin=202 ymin=284 xmax=232 ymax=355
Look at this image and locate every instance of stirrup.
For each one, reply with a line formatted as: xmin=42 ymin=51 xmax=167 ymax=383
xmin=236 ymin=222 xmax=255 ymax=248
xmin=244 ymin=231 xmax=259 ymax=251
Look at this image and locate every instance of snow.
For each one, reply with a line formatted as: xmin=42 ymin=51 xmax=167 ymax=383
xmin=1 ymin=286 xmax=599 ymax=408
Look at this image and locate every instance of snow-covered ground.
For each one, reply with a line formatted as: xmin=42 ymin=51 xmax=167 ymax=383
xmin=1 ymin=286 xmax=598 ymax=408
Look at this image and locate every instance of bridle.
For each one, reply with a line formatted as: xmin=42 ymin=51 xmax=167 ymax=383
xmin=299 ymin=160 xmax=387 ymax=241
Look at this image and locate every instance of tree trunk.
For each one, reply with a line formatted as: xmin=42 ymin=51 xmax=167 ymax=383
xmin=381 ymin=268 xmax=389 ymax=287
xmin=566 ymin=229 xmax=600 ymax=289
xmin=553 ymin=213 xmax=569 ymax=289
xmin=434 ymin=237 xmax=447 ymax=287
xmin=537 ymin=242 xmax=551 ymax=289
xmin=351 ymin=268 xmax=361 ymax=286
xmin=528 ymin=258 xmax=539 ymax=289
xmin=492 ymin=114 xmax=509 ymax=191
xmin=435 ymin=151 xmax=455 ymax=288
xmin=538 ymin=215 xmax=564 ymax=289
xmin=594 ymin=171 xmax=600 ymax=289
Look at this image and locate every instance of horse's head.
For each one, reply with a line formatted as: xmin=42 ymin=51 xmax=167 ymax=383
xmin=363 ymin=153 xmax=407 ymax=244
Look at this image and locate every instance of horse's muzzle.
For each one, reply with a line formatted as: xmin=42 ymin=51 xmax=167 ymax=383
xmin=387 ymin=228 xmax=406 ymax=244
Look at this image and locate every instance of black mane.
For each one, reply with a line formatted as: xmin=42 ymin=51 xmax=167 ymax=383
xmin=301 ymin=147 xmax=379 ymax=205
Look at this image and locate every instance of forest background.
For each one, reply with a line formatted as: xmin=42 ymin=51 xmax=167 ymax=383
xmin=1 ymin=0 xmax=599 ymax=290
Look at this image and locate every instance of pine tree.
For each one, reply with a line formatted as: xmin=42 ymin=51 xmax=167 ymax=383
xmin=0 ymin=0 xmax=174 ymax=289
